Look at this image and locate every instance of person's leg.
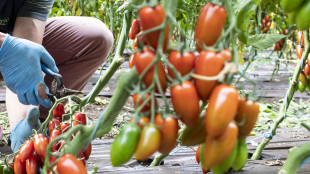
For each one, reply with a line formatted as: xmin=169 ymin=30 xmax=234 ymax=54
xmin=7 ymin=16 xmax=114 ymax=128
xmin=40 ymin=16 xmax=114 ymax=118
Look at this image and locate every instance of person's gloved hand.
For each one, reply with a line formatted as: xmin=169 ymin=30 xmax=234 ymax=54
xmin=0 ymin=34 xmax=59 ymax=108
xmin=10 ymin=106 xmax=41 ymax=152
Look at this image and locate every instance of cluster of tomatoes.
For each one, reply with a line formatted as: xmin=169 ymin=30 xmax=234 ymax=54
xmin=111 ymin=2 xmax=260 ymax=174
xmin=261 ymin=14 xmax=271 ymax=33
xmin=274 ymin=28 xmax=288 ymax=51
xmin=294 ymin=31 xmax=310 ymax=93
xmin=7 ymin=103 xmax=90 ymax=174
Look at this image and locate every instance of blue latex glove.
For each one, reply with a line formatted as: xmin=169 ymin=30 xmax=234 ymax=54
xmin=10 ymin=106 xmax=41 ymax=152
xmin=0 ymin=35 xmax=59 ymax=108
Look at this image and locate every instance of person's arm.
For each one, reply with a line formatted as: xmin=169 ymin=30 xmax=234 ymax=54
xmin=13 ymin=17 xmax=46 ymax=44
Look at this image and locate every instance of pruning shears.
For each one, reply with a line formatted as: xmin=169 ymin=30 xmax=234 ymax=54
xmin=41 ymin=64 xmax=83 ymax=101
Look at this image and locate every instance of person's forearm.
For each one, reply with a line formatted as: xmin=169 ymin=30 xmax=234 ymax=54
xmin=0 ymin=32 xmax=8 ymax=48
xmin=13 ymin=17 xmax=46 ymax=44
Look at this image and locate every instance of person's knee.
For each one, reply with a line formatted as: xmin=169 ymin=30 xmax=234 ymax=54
xmin=85 ymin=18 xmax=114 ymax=62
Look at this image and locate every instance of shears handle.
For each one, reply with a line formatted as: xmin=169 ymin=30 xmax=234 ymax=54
xmin=41 ymin=64 xmax=64 ymax=88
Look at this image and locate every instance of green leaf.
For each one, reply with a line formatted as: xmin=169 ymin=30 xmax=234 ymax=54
xmin=233 ymin=0 xmax=262 ymax=44
xmin=248 ymin=34 xmax=288 ymax=50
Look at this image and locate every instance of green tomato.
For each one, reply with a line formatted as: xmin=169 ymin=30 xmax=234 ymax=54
xmin=281 ymin=0 xmax=305 ymax=13
xmin=296 ymin=0 xmax=310 ymax=30
xmin=232 ymin=139 xmax=248 ymax=171
xmin=212 ymin=141 xmax=238 ymax=174
xmin=298 ymin=81 xmax=307 ymax=93
xmin=281 ymin=23 xmax=287 ymax=30
xmin=2 ymin=165 xmax=13 ymax=174
xmin=110 ymin=124 xmax=141 ymax=167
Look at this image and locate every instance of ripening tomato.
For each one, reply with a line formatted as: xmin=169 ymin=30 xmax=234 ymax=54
xmin=49 ymin=129 xmax=62 ymax=151
xmin=194 ymin=50 xmax=225 ymax=101
xmin=129 ymin=54 xmax=135 ymax=68
xmin=73 ymin=113 xmax=87 ymax=126
xmin=195 ymin=3 xmax=227 ymax=51
xmin=60 ymin=122 xmax=71 ymax=133
xmin=171 ymin=80 xmax=200 ymax=127
xmin=57 ymin=154 xmax=87 ymax=174
xmin=135 ymin=124 xmax=161 ymax=160
xmin=167 ymin=50 xmax=196 ymax=79
xmin=203 ymin=122 xmax=238 ymax=170
xmin=53 ymin=103 xmax=65 ymax=122
xmin=134 ymin=47 xmax=167 ymax=93
xmin=129 ymin=116 xmax=150 ymax=129
xmin=139 ymin=4 xmax=169 ymax=52
xmin=234 ymin=97 xmax=260 ymax=139
xmin=205 ymin=84 xmax=239 ymax=138
xmin=14 ymin=154 xmax=26 ymax=174
xmin=296 ymin=45 xmax=304 ymax=59
xmin=129 ymin=19 xmax=141 ymax=40
xmin=155 ymin=114 xmax=179 ymax=154
xmin=33 ymin=133 xmax=49 ymax=158
xmin=19 ymin=140 xmax=35 ymax=161
xmin=299 ymin=72 xmax=308 ymax=85
xmin=49 ymin=118 xmax=60 ymax=135
xmin=26 ymin=154 xmax=38 ymax=174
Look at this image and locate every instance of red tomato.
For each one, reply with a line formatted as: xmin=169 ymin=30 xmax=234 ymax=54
xmin=171 ymin=81 xmax=200 ymax=127
xmin=205 ymin=84 xmax=239 ymax=138
xmin=262 ymin=18 xmax=266 ymax=25
xmin=195 ymin=3 xmax=227 ymax=51
xmin=266 ymin=21 xmax=271 ymax=28
xmin=133 ymin=31 xmax=148 ymax=50
xmin=14 ymin=154 xmax=26 ymax=174
xmin=57 ymin=154 xmax=87 ymax=174
xmin=60 ymin=122 xmax=71 ymax=133
xmin=283 ymin=28 xmax=288 ymax=35
xmin=19 ymin=140 xmax=35 ymax=161
xmin=235 ymin=97 xmax=260 ymax=139
xmin=265 ymin=14 xmax=270 ymax=21
xmin=26 ymin=154 xmax=38 ymax=174
xmin=297 ymin=31 xmax=304 ymax=45
xmin=203 ymin=122 xmax=238 ymax=169
xmin=135 ymin=124 xmax=161 ymax=160
xmin=53 ymin=103 xmax=65 ymax=122
xmin=304 ymin=63 xmax=310 ymax=76
xmin=221 ymin=49 xmax=232 ymax=61
xmin=128 ymin=19 xmax=141 ymax=40
xmin=132 ymin=93 xmax=152 ymax=113
xmin=154 ymin=114 xmax=179 ymax=154
xmin=296 ymin=45 xmax=304 ymax=59
xmin=129 ymin=116 xmax=150 ymax=129
xmin=83 ymin=143 xmax=92 ymax=160
xmin=134 ymin=47 xmax=167 ymax=93
xmin=73 ymin=113 xmax=87 ymax=126
xmin=167 ymin=50 xmax=196 ymax=79
xmin=139 ymin=4 xmax=170 ymax=52
xmin=194 ymin=50 xmax=225 ymax=101
xmin=129 ymin=54 xmax=135 ymax=68
xmin=274 ymin=43 xmax=281 ymax=51
xmin=48 ymin=118 xmax=60 ymax=135
xmin=49 ymin=129 xmax=62 ymax=151
xmin=33 ymin=134 xmax=49 ymax=158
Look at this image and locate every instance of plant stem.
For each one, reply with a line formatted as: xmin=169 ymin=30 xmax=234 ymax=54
xmin=278 ymin=142 xmax=310 ymax=174
xmin=252 ymin=30 xmax=310 ymax=160
xmin=150 ymin=153 xmax=169 ymax=166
